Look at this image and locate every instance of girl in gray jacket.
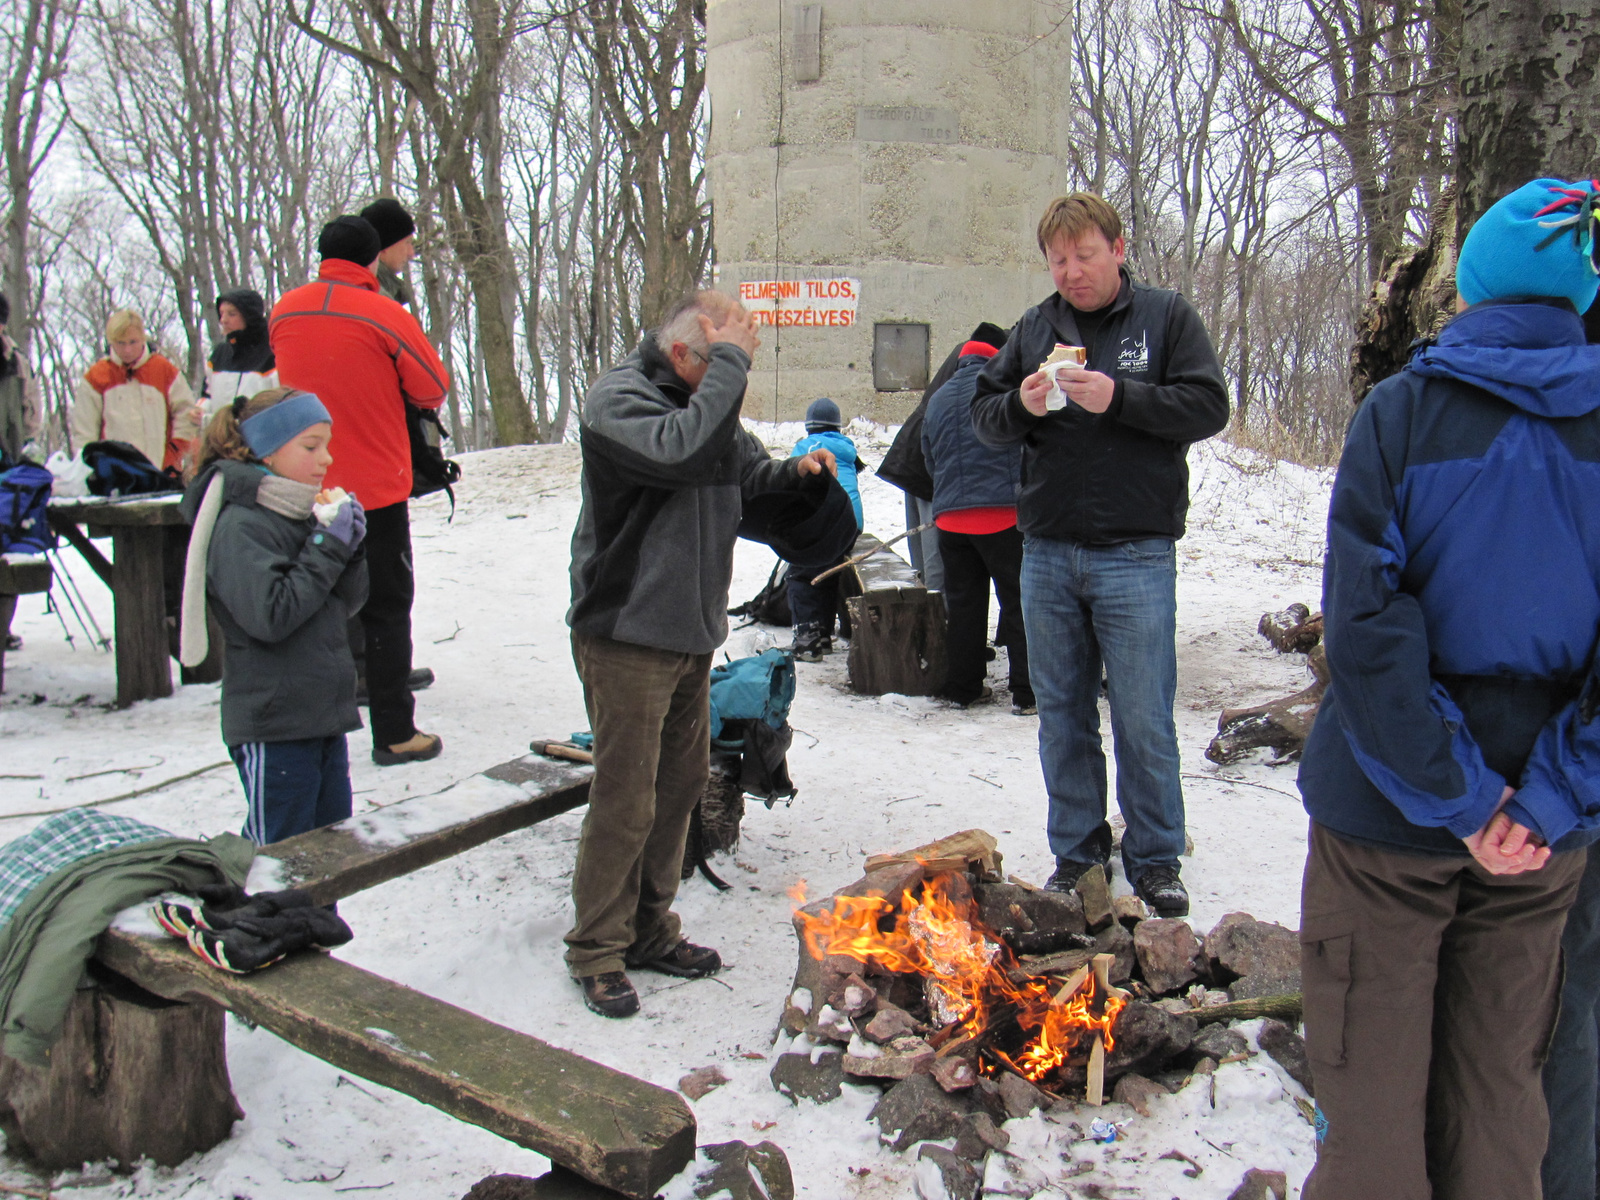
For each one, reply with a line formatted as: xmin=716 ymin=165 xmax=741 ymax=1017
xmin=179 ymin=388 xmax=368 ymax=844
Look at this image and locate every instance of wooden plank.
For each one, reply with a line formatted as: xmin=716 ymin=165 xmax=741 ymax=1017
xmin=845 ymin=533 xmax=923 ymax=594
xmin=96 ymin=930 xmax=694 ymax=1199
xmin=111 ymin=525 xmax=171 ymax=707
xmin=0 ymin=558 xmax=51 ymax=594
xmin=48 ymin=495 xmax=185 ymax=528
xmin=259 ymin=754 xmax=592 ymax=904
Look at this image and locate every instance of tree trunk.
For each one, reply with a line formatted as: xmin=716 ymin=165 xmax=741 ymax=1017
xmin=1458 ymin=0 xmax=1600 ymax=232
xmin=0 ymin=969 xmax=241 ymax=1169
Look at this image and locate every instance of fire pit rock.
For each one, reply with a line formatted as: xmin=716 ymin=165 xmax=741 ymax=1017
xmin=1094 ymin=922 xmax=1137 ymax=984
xmin=1191 ymin=1022 xmax=1249 ymax=1062
xmin=973 ymin=881 xmax=1088 ymax=955
xmin=1205 ymin=912 xmax=1301 ymax=999
xmin=1133 ymin=918 xmax=1205 ymax=995
xmin=1104 ymin=1001 xmax=1199 ymax=1080
xmin=871 ymin=1073 xmax=1007 ymax=1152
xmin=1256 ymin=1018 xmax=1314 ymax=1095
xmin=916 ymin=1145 xmax=981 ymax=1200
xmin=693 ymin=1141 xmax=795 ymax=1200
xmin=770 ymin=1048 xmax=845 ymax=1104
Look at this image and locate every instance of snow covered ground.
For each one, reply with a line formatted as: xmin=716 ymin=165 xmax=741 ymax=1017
xmin=0 ymin=424 xmax=1333 ymax=1198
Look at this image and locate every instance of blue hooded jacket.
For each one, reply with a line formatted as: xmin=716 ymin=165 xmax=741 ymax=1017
xmin=1299 ymin=298 xmax=1600 ymax=855
xmin=922 ymin=355 xmax=1023 ymax=518
xmin=791 ymin=428 xmax=864 ymax=528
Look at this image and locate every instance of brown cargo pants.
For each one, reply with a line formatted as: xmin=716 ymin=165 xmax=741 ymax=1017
xmin=1301 ymin=823 xmax=1585 ymax=1200
xmin=564 ymin=632 xmax=712 ymax=979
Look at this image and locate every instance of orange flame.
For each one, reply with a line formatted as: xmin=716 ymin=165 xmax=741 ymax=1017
xmin=792 ymin=871 xmax=1126 ymax=1084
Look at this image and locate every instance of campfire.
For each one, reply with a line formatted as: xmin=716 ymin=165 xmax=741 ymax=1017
xmin=790 ymin=869 xmax=1127 ymax=1097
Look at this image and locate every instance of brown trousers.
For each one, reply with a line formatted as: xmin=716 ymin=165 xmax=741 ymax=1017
xmin=564 ymin=632 xmax=712 ymax=978
xmin=1301 ymin=823 xmax=1584 ymax=1200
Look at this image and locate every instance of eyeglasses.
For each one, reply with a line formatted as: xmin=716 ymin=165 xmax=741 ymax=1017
xmin=688 ymin=348 xmax=711 ymax=364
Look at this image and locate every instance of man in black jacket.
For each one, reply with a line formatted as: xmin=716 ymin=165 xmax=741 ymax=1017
xmin=971 ymin=193 xmax=1229 ymax=916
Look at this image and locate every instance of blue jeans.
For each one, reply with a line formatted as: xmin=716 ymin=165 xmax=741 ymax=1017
xmin=1020 ymin=534 xmax=1184 ymax=881
xmin=1543 ymin=845 xmax=1600 ymax=1200
xmin=231 ymin=735 xmax=353 ymax=846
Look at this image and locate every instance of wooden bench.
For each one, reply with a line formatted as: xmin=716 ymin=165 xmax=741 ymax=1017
xmin=0 ymin=555 xmax=51 ymax=693
xmin=842 ymin=533 xmax=948 ymax=696
xmin=5 ymin=754 xmax=697 ymax=1198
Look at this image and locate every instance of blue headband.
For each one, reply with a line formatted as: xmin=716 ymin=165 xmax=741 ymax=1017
xmin=240 ymin=393 xmax=332 ymax=458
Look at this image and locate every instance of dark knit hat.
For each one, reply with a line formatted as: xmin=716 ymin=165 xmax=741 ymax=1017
xmin=318 ymin=216 xmax=381 ymax=266
xmin=360 ymin=199 xmax=416 ymax=250
xmin=804 ymin=397 xmax=842 ymax=432
xmin=969 ymin=321 xmax=1009 ymax=350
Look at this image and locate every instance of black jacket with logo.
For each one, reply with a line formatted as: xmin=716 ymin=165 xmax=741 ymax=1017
xmin=970 ymin=271 xmax=1229 ymax=544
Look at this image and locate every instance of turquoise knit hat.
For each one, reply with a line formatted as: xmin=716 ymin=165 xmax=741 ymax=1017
xmin=1458 ymin=178 xmax=1600 ymax=311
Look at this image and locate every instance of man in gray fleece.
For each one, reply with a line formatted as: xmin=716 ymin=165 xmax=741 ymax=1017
xmin=565 ymin=290 xmax=836 ymax=1017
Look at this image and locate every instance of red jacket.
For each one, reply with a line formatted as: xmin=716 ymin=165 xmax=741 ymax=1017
xmin=270 ymin=260 xmax=449 ymax=509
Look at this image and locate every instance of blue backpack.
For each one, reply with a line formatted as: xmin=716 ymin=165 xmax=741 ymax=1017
xmin=0 ymin=463 xmax=55 ymax=554
xmin=709 ymin=648 xmax=797 ymax=744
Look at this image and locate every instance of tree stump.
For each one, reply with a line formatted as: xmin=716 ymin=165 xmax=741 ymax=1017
xmin=682 ymin=755 xmax=746 ymax=880
xmin=846 ymin=590 xmax=948 ymax=696
xmin=0 ymin=967 xmax=241 ymax=1169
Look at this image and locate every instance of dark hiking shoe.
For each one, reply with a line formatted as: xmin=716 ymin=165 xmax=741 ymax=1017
xmin=629 ymin=939 xmax=723 ymax=979
xmin=1134 ymin=865 xmax=1191 ymax=918
xmin=791 ymin=624 xmax=830 ymax=662
xmin=1011 ymin=690 xmax=1037 ymax=716
xmin=373 ymin=731 xmax=444 ymax=766
xmin=1043 ymin=858 xmax=1110 ymax=894
xmin=939 ymin=685 xmax=994 ymax=708
xmin=355 ymin=667 xmax=436 ymax=706
xmin=578 ymin=971 xmax=640 ymax=1018
xmin=4 ymin=634 xmax=20 ymax=651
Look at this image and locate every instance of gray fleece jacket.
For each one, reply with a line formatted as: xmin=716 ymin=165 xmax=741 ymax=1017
xmin=568 ymin=337 xmax=800 ymax=654
xmin=179 ymin=459 xmax=368 ymax=744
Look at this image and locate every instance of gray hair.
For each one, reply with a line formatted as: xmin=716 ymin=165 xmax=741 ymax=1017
xmin=655 ymin=290 xmax=730 ymax=355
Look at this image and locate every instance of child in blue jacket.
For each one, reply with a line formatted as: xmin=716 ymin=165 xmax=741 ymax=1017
xmin=787 ymin=398 xmax=864 ymax=659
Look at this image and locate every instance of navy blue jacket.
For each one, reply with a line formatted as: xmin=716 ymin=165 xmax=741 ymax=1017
xmin=922 ymin=355 xmax=1022 ymax=518
xmin=1299 ymin=298 xmax=1600 ymax=855
xmin=969 ymin=271 xmax=1229 ymax=543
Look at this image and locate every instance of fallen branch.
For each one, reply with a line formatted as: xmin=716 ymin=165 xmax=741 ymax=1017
xmin=0 ymin=761 xmax=233 ymax=822
xmin=811 ymin=522 xmax=935 ymax=584
xmin=1190 ymin=993 xmax=1302 ymax=1026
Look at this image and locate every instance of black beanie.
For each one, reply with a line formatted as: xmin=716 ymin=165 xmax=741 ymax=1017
xmin=359 ymin=199 xmax=416 ymax=250
xmin=318 ymin=216 xmax=382 ymax=266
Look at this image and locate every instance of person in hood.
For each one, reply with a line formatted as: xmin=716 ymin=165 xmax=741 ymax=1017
xmin=71 ymin=308 xmax=199 ymax=471
xmin=0 ymin=293 xmax=41 ymax=465
xmin=785 ymin=397 xmax=865 ymax=661
xmin=204 ymin=289 xmax=278 ymax=408
xmin=179 ymin=387 xmax=368 ymax=845
xmin=1296 ymin=178 xmax=1600 ymax=1200
xmin=921 ymin=331 xmax=1030 ymax=713
xmin=272 ymin=215 xmax=449 ymax=768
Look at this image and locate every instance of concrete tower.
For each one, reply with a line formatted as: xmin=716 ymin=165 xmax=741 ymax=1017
xmin=706 ymin=0 xmax=1073 ymax=423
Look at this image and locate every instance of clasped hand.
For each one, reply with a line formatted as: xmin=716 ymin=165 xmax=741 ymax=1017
xmin=1462 ymin=787 xmax=1549 ymax=875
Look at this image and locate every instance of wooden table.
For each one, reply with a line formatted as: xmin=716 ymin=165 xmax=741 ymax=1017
xmin=0 ymin=555 xmax=52 ymax=693
xmin=46 ymin=494 xmax=210 ymax=708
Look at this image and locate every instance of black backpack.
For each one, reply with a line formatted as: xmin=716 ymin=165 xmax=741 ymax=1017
xmin=81 ymin=441 xmax=181 ymax=498
xmin=407 ymin=404 xmax=461 ymax=516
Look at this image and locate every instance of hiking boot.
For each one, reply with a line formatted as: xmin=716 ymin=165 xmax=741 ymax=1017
xmin=355 ymin=667 xmax=436 ymax=706
xmin=4 ymin=634 xmax=20 ymax=651
xmin=1043 ymin=858 xmax=1110 ymax=894
xmin=939 ymin=685 xmax=993 ymax=708
xmin=577 ymin=971 xmax=640 ymax=1018
xmin=1011 ymin=689 xmax=1037 ymax=716
xmin=628 ymin=939 xmax=722 ymax=979
xmin=373 ymin=731 xmax=444 ymax=766
xmin=791 ymin=624 xmax=830 ymax=662
xmin=1134 ymin=865 xmax=1190 ymax=918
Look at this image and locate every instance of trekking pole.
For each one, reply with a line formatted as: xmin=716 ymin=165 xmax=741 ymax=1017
xmin=46 ymin=551 xmax=105 ymax=652
xmin=42 ymin=588 xmax=77 ymax=650
xmin=811 ymin=521 xmax=935 ymax=585
xmin=50 ymin=550 xmax=110 ymax=652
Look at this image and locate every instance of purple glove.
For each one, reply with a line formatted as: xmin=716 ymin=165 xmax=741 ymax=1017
xmin=325 ymin=496 xmax=366 ymax=548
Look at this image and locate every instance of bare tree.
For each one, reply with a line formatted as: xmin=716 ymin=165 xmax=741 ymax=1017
xmin=2 ymin=0 xmax=80 ymax=353
xmin=575 ymin=0 xmax=710 ymax=331
xmin=290 ymin=0 xmax=541 ymax=446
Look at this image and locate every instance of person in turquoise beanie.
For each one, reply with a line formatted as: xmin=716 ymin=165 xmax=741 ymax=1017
xmin=1296 ymin=176 xmax=1600 ymax=1199
xmin=787 ymin=398 xmax=865 ymax=660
